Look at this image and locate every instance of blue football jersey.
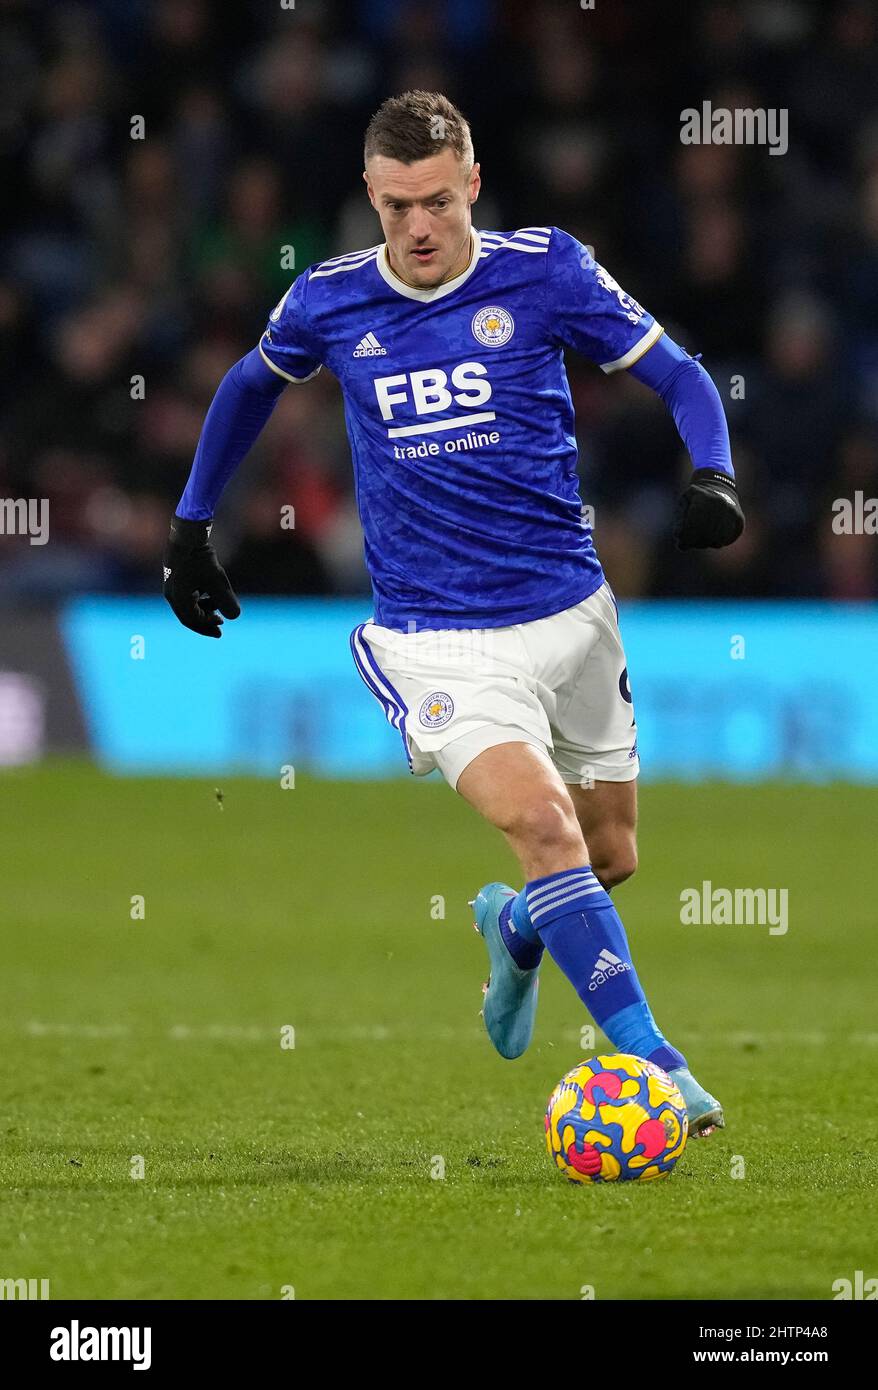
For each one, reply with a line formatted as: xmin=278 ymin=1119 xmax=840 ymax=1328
xmin=259 ymin=226 xmax=663 ymax=631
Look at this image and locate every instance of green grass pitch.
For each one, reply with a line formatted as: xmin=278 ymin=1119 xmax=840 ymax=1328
xmin=0 ymin=764 xmax=875 ymax=1300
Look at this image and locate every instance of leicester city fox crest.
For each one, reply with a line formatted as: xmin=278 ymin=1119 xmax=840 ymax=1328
xmin=471 ymin=305 xmax=515 ymax=347
xmin=419 ymin=691 xmax=455 ymax=728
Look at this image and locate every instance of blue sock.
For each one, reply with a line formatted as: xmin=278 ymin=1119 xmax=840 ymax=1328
xmin=498 ymin=897 xmax=544 ymax=971
xmin=511 ymin=887 xmax=537 ymax=942
xmin=526 ymin=866 xmax=686 ymax=1070
xmin=599 ymin=1000 xmax=687 ymax=1074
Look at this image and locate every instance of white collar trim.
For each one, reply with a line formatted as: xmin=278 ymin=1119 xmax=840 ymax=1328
xmin=376 ymin=228 xmax=482 ymax=302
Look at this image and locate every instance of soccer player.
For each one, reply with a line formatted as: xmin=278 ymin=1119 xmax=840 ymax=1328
xmin=164 ymin=92 xmax=743 ymax=1135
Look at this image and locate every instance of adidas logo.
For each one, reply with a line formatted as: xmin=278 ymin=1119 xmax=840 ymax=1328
xmin=588 ymin=948 xmax=630 ymax=992
xmin=353 ymin=332 xmax=387 ymax=357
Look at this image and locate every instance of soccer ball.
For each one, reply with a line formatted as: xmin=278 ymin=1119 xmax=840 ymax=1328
xmin=544 ymin=1053 xmax=688 ymax=1183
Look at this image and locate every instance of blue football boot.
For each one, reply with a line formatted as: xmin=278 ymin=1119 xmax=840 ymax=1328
xmin=669 ymin=1066 xmax=725 ymax=1136
xmin=471 ymin=882 xmax=540 ymax=1060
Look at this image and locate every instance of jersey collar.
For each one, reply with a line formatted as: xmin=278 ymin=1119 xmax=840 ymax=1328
xmin=376 ymin=228 xmax=482 ymax=302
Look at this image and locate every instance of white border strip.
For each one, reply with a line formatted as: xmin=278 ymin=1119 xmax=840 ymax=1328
xmin=258 ymin=340 xmax=322 ymax=384
xmin=600 ymin=321 xmax=664 ymax=374
xmin=388 ymin=411 xmax=496 ymax=439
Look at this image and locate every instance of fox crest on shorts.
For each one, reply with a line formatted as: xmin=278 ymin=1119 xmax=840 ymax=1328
xmin=418 ymin=691 xmax=454 ymax=728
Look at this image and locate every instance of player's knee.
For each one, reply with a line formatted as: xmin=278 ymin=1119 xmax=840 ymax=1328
xmin=507 ymin=795 xmax=585 ymax=861
xmin=592 ymin=837 xmax=638 ymax=889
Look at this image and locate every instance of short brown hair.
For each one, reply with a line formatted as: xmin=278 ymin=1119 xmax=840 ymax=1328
xmin=364 ymin=91 xmax=474 ymax=168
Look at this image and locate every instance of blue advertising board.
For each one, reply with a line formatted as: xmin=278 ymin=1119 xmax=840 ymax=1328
xmin=60 ymin=598 xmax=878 ymax=781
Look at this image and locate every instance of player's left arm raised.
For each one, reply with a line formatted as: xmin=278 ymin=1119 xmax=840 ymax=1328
xmin=546 ymin=229 xmax=744 ymax=551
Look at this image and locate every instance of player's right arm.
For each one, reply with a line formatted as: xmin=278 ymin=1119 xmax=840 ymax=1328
xmin=163 ymin=273 xmax=323 ymax=637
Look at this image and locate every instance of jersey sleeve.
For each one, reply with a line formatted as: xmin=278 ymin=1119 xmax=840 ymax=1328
xmin=545 ymin=228 xmax=663 ymax=372
xmin=258 ymin=270 xmax=324 ymax=384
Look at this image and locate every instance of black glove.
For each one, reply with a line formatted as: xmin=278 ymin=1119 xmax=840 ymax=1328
xmin=163 ymin=516 xmax=240 ymax=638
xmin=673 ymin=468 xmax=744 ymax=550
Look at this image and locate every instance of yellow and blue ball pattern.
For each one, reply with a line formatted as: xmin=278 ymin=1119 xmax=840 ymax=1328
xmin=545 ymin=1053 xmax=688 ymax=1183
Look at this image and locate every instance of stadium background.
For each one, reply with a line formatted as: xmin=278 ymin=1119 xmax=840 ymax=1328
xmin=1 ymin=0 xmax=878 ymax=1304
xmin=2 ymin=0 xmax=878 ymax=774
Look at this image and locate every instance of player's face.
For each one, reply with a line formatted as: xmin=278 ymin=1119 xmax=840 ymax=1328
xmin=364 ymin=149 xmax=480 ymax=288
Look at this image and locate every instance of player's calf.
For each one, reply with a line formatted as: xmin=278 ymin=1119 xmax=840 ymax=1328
xmin=589 ymin=837 xmax=638 ymax=890
xmin=568 ymin=779 xmax=638 ymax=891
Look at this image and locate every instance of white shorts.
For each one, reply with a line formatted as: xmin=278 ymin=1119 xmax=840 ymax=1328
xmin=350 ymin=581 xmax=639 ymax=790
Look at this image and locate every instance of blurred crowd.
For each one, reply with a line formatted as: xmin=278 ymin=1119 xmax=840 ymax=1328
xmin=1 ymin=0 xmax=877 ymax=603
